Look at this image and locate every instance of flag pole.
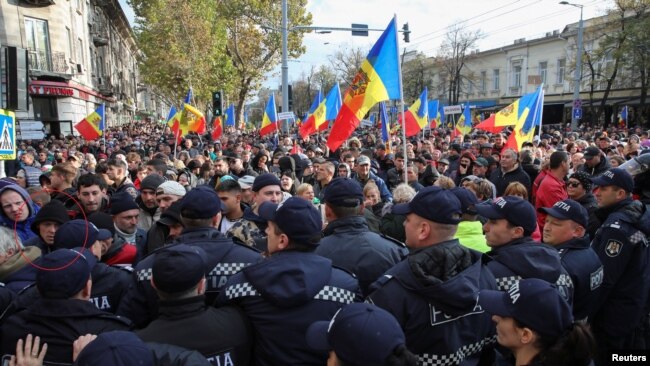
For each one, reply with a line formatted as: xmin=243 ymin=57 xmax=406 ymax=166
xmin=535 ymin=85 xmax=545 ymax=141
xmin=396 ymin=15 xmax=407 ymax=184
xmin=102 ymin=103 xmax=106 ymax=147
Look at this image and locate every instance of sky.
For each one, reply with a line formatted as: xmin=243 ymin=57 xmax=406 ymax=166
xmin=119 ymin=0 xmax=608 ymax=90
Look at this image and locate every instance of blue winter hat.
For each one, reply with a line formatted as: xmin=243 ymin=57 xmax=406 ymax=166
xmin=36 ymin=248 xmax=97 ymax=299
xmin=306 ymin=303 xmax=406 ymax=366
xmin=589 ymin=167 xmax=634 ymax=193
xmin=74 ymin=330 xmax=153 ymax=366
xmin=539 ymin=199 xmax=588 ymax=229
xmin=450 ymin=187 xmax=479 ymax=215
xmin=252 ymin=173 xmax=281 ymax=192
xmin=179 ymin=185 xmax=221 ymax=219
xmin=152 ymin=244 xmax=207 ymax=294
xmin=322 ymin=178 xmax=364 ymax=207
xmin=392 ymin=186 xmax=462 ymax=224
xmin=258 ymin=197 xmax=322 ymax=244
xmin=475 ymin=196 xmax=537 ymax=236
xmin=478 ymin=278 xmax=573 ymax=338
xmin=54 ymin=219 xmax=112 ymax=249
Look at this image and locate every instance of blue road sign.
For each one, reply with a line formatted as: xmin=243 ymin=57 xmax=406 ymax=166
xmin=0 ymin=109 xmax=16 ymax=160
xmin=573 ymin=107 xmax=582 ymax=120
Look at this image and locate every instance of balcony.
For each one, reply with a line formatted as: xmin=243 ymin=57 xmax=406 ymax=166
xmin=20 ymin=0 xmax=55 ymax=6
xmin=94 ymin=76 xmax=115 ymax=96
xmin=28 ymin=49 xmax=70 ymax=75
xmin=93 ymin=34 xmax=109 ymax=47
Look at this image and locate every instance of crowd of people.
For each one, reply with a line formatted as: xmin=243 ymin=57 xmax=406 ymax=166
xmin=0 ymin=119 xmax=648 ymax=366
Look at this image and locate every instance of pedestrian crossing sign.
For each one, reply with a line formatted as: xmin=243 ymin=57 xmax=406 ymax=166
xmin=0 ymin=109 xmax=16 ymax=160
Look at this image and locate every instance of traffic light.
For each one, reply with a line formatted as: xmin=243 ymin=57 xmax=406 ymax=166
xmin=212 ymin=91 xmax=223 ymax=116
xmin=402 ymin=23 xmax=410 ymax=43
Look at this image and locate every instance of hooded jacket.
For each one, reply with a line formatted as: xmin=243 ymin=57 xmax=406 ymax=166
xmin=368 ymin=240 xmax=497 ymax=365
xmin=117 ymin=228 xmax=262 ymax=329
xmin=216 ymin=251 xmax=361 ymax=366
xmin=316 ymin=216 xmax=408 ymax=296
xmin=486 ymin=237 xmax=574 ymax=305
xmin=590 ymin=198 xmax=650 ymax=346
xmin=0 ymin=246 xmax=41 ymax=293
xmin=0 ymin=185 xmax=40 ymax=242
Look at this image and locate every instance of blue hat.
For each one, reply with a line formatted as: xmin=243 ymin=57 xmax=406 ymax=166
xmin=152 ymin=244 xmax=207 ymax=294
xmin=179 ymin=185 xmax=221 ymax=219
xmin=392 ymin=186 xmax=462 ymax=224
xmin=109 ymin=192 xmax=139 ymax=215
xmin=539 ymin=199 xmax=588 ymax=228
xmin=322 ymin=178 xmax=363 ymax=207
xmin=478 ymin=278 xmax=573 ymax=338
xmin=54 ymin=219 xmax=112 ymax=250
xmin=258 ymin=197 xmax=322 ymax=244
xmin=450 ymin=187 xmax=479 ymax=215
xmin=475 ymin=196 xmax=537 ymax=235
xmin=589 ymin=167 xmax=634 ymax=192
xmin=75 ymin=331 xmax=153 ymax=366
xmin=306 ymin=303 xmax=406 ymax=365
xmin=36 ymin=248 xmax=97 ymax=299
xmin=252 ymin=173 xmax=281 ymax=192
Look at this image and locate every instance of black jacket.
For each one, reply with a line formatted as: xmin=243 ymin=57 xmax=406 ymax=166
xmin=489 ymin=164 xmax=531 ymax=197
xmin=89 ymin=263 xmax=132 ymax=313
xmin=575 ymin=192 xmax=600 ymax=240
xmin=137 ymin=295 xmax=252 ymax=366
xmin=316 ymin=216 xmax=407 ymax=296
xmin=0 ymin=298 xmax=131 ymax=364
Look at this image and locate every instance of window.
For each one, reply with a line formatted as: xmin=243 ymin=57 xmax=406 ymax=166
xmin=557 ymin=59 xmax=566 ymax=84
xmin=24 ymin=17 xmax=52 ymax=70
xmin=539 ymin=61 xmax=548 ymax=84
xmin=493 ymin=69 xmax=500 ymax=90
xmin=480 ymin=71 xmax=487 ymax=92
xmin=66 ymin=27 xmax=73 ymax=60
xmin=77 ymin=38 xmax=83 ymax=64
xmin=511 ymin=63 xmax=522 ymax=87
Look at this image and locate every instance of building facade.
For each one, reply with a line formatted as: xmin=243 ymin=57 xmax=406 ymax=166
xmin=0 ymin=0 xmax=169 ymax=138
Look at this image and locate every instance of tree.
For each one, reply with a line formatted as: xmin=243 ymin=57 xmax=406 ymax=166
xmin=402 ymin=51 xmax=434 ymax=102
xmin=129 ymin=0 xmax=234 ymax=109
xmin=621 ymin=7 xmax=650 ymax=124
xmin=218 ymin=0 xmax=312 ymax=123
xmin=328 ymin=46 xmax=366 ymax=90
xmin=436 ymin=24 xmax=483 ymax=105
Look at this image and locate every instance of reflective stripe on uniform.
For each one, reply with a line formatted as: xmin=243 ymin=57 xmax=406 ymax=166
xmin=418 ymin=335 xmax=497 ymax=366
xmin=225 ymin=282 xmax=355 ymax=304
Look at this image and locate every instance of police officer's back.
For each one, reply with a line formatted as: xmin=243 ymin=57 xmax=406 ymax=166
xmin=316 ymin=178 xmax=407 ymax=296
xmin=216 ymin=197 xmax=361 ymax=366
xmin=117 ymin=186 xmax=262 ymax=328
xmin=136 ymin=245 xmax=252 ymax=365
xmin=0 ymin=248 xmax=130 ymax=364
xmin=367 ymin=186 xmax=497 ymax=364
xmin=475 ymin=196 xmax=574 ymax=303
xmin=539 ymin=199 xmax=603 ymax=321
xmin=588 ymin=168 xmax=650 ymax=360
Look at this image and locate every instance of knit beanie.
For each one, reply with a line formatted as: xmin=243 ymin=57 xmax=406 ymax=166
xmin=30 ymin=200 xmax=70 ymax=234
xmin=109 ymin=192 xmax=139 ymax=215
xmin=569 ymin=171 xmax=593 ymax=191
xmin=140 ymin=174 xmax=165 ymax=192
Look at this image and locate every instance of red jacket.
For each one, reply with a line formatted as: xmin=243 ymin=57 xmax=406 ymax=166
xmin=534 ymin=172 xmax=568 ymax=231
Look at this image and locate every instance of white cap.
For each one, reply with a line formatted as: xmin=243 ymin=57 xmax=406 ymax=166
xmin=156 ymin=181 xmax=186 ymax=196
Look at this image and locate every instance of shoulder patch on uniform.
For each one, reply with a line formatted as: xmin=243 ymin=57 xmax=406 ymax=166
xmin=605 ymin=240 xmax=623 ymax=257
xmin=590 ymin=266 xmax=604 ymax=291
xmin=379 ymin=233 xmax=407 ymax=248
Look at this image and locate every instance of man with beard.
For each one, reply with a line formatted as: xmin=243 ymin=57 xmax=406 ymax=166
xmin=108 ymin=192 xmax=147 ymax=265
xmin=137 ymin=174 xmax=165 ymax=231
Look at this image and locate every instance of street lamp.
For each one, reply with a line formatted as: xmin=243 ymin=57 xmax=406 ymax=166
xmin=559 ymin=1 xmax=584 ymax=131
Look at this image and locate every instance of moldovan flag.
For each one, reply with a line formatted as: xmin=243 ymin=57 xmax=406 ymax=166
xmin=260 ymin=94 xmax=278 ymax=137
xmin=211 ymin=116 xmax=223 ymax=140
xmin=618 ymin=106 xmax=628 ymax=128
xmin=299 ymin=91 xmax=324 ymax=138
xmin=327 ymin=17 xmax=401 ymax=151
xmin=505 ymin=85 xmax=544 ymax=152
xmin=181 ymin=103 xmax=206 ymax=134
xmin=75 ymin=104 xmax=104 ymax=140
xmin=476 ymin=93 xmax=532 ymax=133
xmin=428 ymin=100 xmax=444 ymax=128
xmin=453 ymin=104 xmax=472 ymax=138
xmin=400 ymin=87 xmax=428 ymax=137
xmin=300 ymin=84 xmax=342 ymax=139
xmin=225 ymin=104 xmax=236 ymax=126
xmin=379 ymin=102 xmax=391 ymax=151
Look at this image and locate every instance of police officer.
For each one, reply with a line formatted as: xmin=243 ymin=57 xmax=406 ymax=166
xmin=227 ymin=173 xmax=283 ymax=251
xmin=1 ymin=248 xmax=130 ymax=364
xmin=588 ymin=168 xmax=650 ymax=361
xmin=316 ymin=178 xmax=407 ymax=296
xmin=136 ymin=245 xmax=253 ymax=365
xmin=217 ymin=197 xmax=361 ymax=366
xmin=117 ymin=185 xmax=262 ymax=329
xmin=367 ymin=186 xmax=498 ymax=365
xmin=51 ymin=220 xmax=132 ymax=313
xmin=474 ymin=196 xmax=574 ymax=302
xmin=539 ymin=199 xmax=603 ymax=321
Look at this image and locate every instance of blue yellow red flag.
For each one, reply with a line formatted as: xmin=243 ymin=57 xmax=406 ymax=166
xmin=400 ymin=87 xmax=428 ymax=137
xmin=327 ymin=18 xmax=401 ymax=151
xmin=74 ymin=105 xmax=104 ymax=140
xmin=260 ymin=94 xmax=278 ymax=137
xmin=505 ymin=85 xmax=544 ymax=151
xmin=454 ymin=104 xmax=473 ymax=138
